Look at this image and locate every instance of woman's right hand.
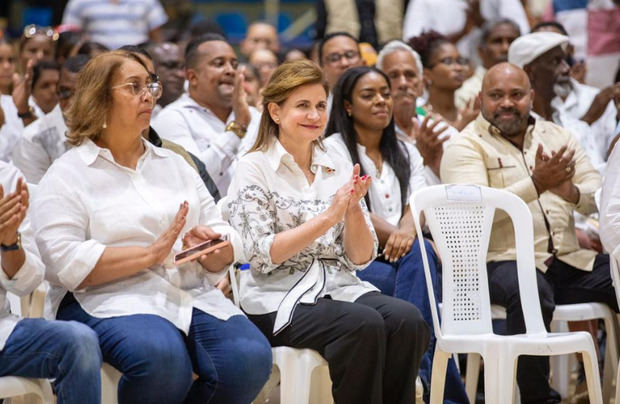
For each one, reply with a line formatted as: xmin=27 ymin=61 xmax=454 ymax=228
xmin=12 ymin=60 xmax=34 ymax=114
xmin=149 ymin=201 xmax=188 ymax=265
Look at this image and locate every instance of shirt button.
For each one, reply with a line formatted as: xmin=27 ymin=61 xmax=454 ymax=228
xmin=385 ymin=193 xmax=390 ymax=199
xmin=219 ymin=172 xmax=223 ymax=176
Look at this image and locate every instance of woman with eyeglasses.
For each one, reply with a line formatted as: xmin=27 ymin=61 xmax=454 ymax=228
xmin=324 ymin=66 xmax=469 ymax=404
xmin=33 ymin=50 xmax=272 ymax=404
xmin=408 ymin=30 xmax=478 ymax=132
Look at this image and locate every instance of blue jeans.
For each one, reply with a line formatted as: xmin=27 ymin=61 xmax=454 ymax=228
xmin=58 ymin=295 xmax=272 ymax=404
xmin=358 ymin=239 xmax=469 ymax=404
xmin=0 ymin=318 xmax=102 ymax=404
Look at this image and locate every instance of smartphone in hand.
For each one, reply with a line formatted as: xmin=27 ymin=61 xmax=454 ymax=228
xmin=174 ymin=234 xmax=230 ymax=265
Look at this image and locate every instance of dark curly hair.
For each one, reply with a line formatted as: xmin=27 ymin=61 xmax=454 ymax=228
xmin=407 ymin=30 xmax=450 ymax=68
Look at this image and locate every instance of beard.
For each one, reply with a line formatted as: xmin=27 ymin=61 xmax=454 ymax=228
xmin=482 ymin=105 xmax=530 ymax=137
xmin=553 ymin=81 xmax=572 ymax=99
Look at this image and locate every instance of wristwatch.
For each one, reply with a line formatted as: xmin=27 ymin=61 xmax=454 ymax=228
xmin=1 ymin=232 xmax=21 ymax=252
xmin=225 ymin=121 xmax=247 ymax=139
xmin=17 ymin=107 xmax=34 ymax=119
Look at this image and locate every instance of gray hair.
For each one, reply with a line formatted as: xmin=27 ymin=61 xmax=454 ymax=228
xmin=376 ymin=40 xmax=423 ymax=76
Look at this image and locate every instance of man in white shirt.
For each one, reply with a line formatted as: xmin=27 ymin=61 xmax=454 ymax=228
xmin=12 ymin=55 xmax=90 ymax=183
xmin=455 ymin=18 xmax=521 ymax=109
xmin=152 ymin=33 xmax=260 ymax=197
xmin=375 ymin=40 xmax=451 ymax=185
xmin=0 ymin=161 xmax=102 ymax=403
xmin=509 ymin=31 xmax=618 ymax=172
xmin=62 ymin=0 xmax=168 ymax=50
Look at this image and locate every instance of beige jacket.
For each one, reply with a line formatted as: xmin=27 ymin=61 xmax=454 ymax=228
xmin=440 ymin=114 xmax=601 ymax=272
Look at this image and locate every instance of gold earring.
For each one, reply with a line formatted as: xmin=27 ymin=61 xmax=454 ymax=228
xmin=103 ymin=121 xmax=107 ymax=129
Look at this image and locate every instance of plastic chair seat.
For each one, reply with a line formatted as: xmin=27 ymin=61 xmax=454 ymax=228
xmin=0 ymin=376 xmax=54 ymax=403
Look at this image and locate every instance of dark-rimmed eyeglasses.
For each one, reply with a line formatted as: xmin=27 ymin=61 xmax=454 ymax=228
xmin=324 ymin=50 xmax=360 ymax=65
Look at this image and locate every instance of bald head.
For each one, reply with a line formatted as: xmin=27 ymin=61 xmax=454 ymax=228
xmin=480 ymin=63 xmax=534 ymax=138
xmin=482 ymin=62 xmax=531 ymax=92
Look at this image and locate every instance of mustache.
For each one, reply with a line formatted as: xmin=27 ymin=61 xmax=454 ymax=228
xmin=394 ymin=88 xmax=416 ymax=97
xmin=493 ymin=107 xmax=522 ymax=119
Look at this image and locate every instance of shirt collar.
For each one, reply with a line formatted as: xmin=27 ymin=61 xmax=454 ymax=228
xmin=265 ymin=137 xmax=337 ymax=173
xmin=77 ymin=136 xmax=167 ymax=166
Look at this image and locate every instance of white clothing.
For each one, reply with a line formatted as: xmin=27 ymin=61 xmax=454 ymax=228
xmin=0 ymin=96 xmax=46 ymax=163
xmin=62 ymin=0 xmax=168 ymax=50
xmin=12 ymin=105 xmax=70 ymax=184
xmin=0 ymin=162 xmax=45 ymax=350
xmin=33 ymin=139 xmax=244 ymax=333
xmin=224 ymin=138 xmax=378 ymax=327
xmin=402 ymin=0 xmax=529 ymax=64
xmin=324 ymin=133 xmax=427 ymax=226
xmin=600 ymin=143 xmax=620 ymax=261
xmin=551 ymin=78 xmax=618 ymax=173
xmin=151 ymin=93 xmax=260 ymax=196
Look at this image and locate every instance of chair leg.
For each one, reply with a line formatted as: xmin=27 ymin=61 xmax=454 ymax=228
xmin=615 ymin=361 xmax=620 ymax=404
xmin=582 ymin=347 xmax=604 ymax=404
xmin=465 ymin=353 xmax=480 ymax=404
xmin=602 ymin=313 xmax=618 ymax=403
xmin=429 ymin=350 xmax=450 ymax=404
xmin=483 ymin=350 xmax=516 ymax=404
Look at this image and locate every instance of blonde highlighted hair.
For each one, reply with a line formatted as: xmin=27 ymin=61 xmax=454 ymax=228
xmin=65 ymin=50 xmax=149 ymax=146
xmin=249 ymin=59 xmax=329 ymax=152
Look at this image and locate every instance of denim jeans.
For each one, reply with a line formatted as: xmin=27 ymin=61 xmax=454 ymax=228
xmin=0 ymin=318 xmax=102 ymax=404
xmin=358 ymin=238 xmax=470 ymax=404
xmin=58 ymin=294 xmax=273 ymax=404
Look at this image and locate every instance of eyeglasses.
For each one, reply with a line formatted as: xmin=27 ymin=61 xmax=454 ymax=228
xmin=23 ymin=25 xmax=59 ymax=41
xmin=324 ymin=50 xmax=360 ymax=65
xmin=158 ymin=60 xmax=184 ymax=70
xmin=430 ymin=57 xmax=469 ymax=68
xmin=111 ymin=81 xmax=163 ymax=99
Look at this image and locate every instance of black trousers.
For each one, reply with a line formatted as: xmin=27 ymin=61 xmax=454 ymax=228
xmin=248 ymin=291 xmax=430 ymax=404
xmin=487 ymin=254 xmax=618 ymax=404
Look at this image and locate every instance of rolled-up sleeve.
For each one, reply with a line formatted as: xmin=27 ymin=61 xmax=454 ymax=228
xmin=225 ymin=160 xmax=279 ymax=274
xmin=0 ymin=213 xmax=44 ymax=296
xmin=33 ymin=175 xmax=106 ymax=291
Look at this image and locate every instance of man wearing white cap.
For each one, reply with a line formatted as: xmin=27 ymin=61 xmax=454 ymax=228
xmin=509 ymin=31 xmax=620 ymax=172
xmin=441 ymin=62 xmax=618 ymax=403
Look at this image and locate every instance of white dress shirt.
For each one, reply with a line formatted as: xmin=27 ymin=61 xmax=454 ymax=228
xmin=151 ymin=93 xmax=260 ymax=196
xmin=224 ymin=138 xmax=378 ymax=332
xmin=33 ymin=139 xmax=244 ymax=334
xmin=0 ymin=161 xmax=45 ymax=350
xmin=600 ymin=143 xmax=620 ymax=261
xmin=324 ymin=133 xmax=427 ymax=226
xmin=0 ymin=96 xmax=46 ymax=163
xmin=551 ymin=78 xmax=618 ymax=173
xmin=12 ymin=104 xmax=70 ymax=184
xmin=402 ymin=0 xmax=529 ymax=64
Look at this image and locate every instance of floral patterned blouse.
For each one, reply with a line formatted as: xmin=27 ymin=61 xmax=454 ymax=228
xmin=225 ymin=138 xmax=378 ymax=332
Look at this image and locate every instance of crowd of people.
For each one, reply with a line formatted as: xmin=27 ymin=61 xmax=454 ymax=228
xmin=0 ymin=1 xmax=619 ymax=403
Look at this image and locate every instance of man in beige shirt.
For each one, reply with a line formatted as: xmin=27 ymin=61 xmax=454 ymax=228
xmin=441 ymin=63 xmax=618 ymax=403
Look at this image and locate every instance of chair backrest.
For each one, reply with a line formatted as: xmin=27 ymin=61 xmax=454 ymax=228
xmin=410 ymin=184 xmax=547 ymax=339
xmin=609 ymin=246 xmax=620 ymax=311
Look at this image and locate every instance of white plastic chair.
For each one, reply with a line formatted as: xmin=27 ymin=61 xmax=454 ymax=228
xmin=227 ymin=265 xmax=333 ymax=404
xmin=410 ymin=184 xmax=603 ymax=404
xmin=0 ymin=377 xmax=54 ymax=404
xmin=101 ymin=363 xmax=122 ymax=404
